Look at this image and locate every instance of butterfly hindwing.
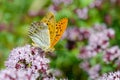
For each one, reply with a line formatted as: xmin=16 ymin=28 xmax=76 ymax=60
xmin=29 ymin=22 xmax=50 ymax=50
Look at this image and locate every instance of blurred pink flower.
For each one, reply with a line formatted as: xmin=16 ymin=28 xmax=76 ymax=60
xmin=76 ymin=7 xmax=88 ymax=20
xmin=92 ymin=23 xmax=107 ymax=31
xmin=80 ymin=61 xmax=90 ymax=71
xmin=62 ymin=27 xmax=90 ymax=41
xmin=79 ymin=24 xmax=115 ymax=59
xmin=80 ymin=62 xmax=101 ymax=79
xmin=62 ymin=27 xmax=90 ymax=50
xmin=103 ymin=46 xmax=120 ymax=63
xmin=0 ymin=23 xmax=6 ymax=31
xmin=79 ymin=46 xmax=97 ymax=59
xmin=88 ymin=31 xmax=109 ymax=50
xmin=48 ymin=5 xmax=57 ymax=14
xmin=110 ymin=0 xmax=117 ymax=3
xmin=89 ymin=0 xmax=103 ymax=8
xmin=52 ymin=0 xmax=73 ymax=5
xmin=61 ymin=0 xmax=73 ymax=5
xmin=79 ymin=28 xmax=90 ymax=40
xmin=105 ymin=28 xmax=115 ymax=39
xmin=88 ymin=64 xmax=101 ymax=79
xmin=63 ymin=27 xmax=80 ymax=41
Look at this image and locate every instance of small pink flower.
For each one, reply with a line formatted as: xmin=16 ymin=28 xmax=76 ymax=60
xmin=76 ymin=7 xmax=88 ymax=20
xmin=88 ymin=64 xmax=101 ymax=79
xmin=80 ymin=61 xmax=90 ymax=71
xmin=66 ymin=27 xmax=80 ymax=41
xmin=103 ymin=46 xmax=120 ymax=63
xmin=48 ymin=5 xmax=57 ymax=14
xmin=80 ymin=62 xmax=101 ymax=79
xmin=105 ymin=29 xmax=115 ymax=39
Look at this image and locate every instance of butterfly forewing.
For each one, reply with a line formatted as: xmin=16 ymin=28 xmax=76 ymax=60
xmin=50 ymin=18 xmax=68 ymax=48
xmin=41 ymin=12 xmax=56 ymax=44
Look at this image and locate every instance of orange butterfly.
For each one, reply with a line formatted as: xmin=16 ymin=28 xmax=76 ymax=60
xmin=29 ymin=12 xmax=68 ymax=52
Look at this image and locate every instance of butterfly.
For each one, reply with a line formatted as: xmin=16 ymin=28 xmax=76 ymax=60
xmin=29 ymin=12 xmax=68 ymax=52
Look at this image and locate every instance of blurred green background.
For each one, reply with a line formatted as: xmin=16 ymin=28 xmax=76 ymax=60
xmin=0 ymin=0 xmax=120 ymax=79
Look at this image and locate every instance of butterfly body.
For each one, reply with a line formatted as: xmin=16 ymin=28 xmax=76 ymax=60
xmin=29 ymin=12 xmax=68 ymax=52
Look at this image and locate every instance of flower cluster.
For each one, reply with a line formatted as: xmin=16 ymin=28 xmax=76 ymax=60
xmin=0 ymin=45 xmax=55 ymax=80
xmin=97 ymin=71 xmax=120 ymax=80
xmin=79 ymin=24 xmax=115 ymax=59
xmin=103 ymin=46 xmax=120 ymax=63
xmin=63 ymin=23 xmax=115 ymax=58
xmin=0 ymin=69 xmax=38 ymax=80
xmin=63 ymin=23 xmax=117 ymax=79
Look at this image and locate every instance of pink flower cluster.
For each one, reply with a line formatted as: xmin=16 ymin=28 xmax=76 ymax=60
xmin=79 ymin=24 xmax=115 ymax=59
xmin=80 ymin=62 xmax=101 ymax=79
xmin=97 ymin=71 xmax=120 ymax=80
xmin=0 ymin=69 xmax=38 ymax=80
xmin=77 ymin=24 xmax=120 ymax=80
xmin=63 ymin=23 xmax=117 ymax=79
xmin=63 ymin=23 xmax=115 ymax=59
xmin=0 ymin=45 xmax=55 ymax=80
xmin=103 ymin=46 xmax=120 ymax=63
